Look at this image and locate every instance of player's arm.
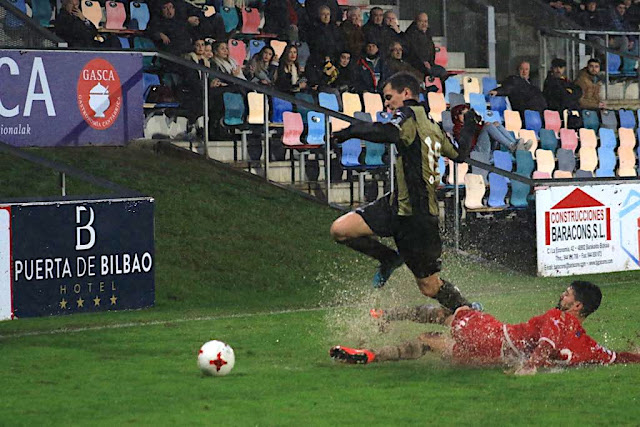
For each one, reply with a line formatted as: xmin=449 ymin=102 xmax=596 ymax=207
xmin=332 ymin=121 xmax=401 ymax=145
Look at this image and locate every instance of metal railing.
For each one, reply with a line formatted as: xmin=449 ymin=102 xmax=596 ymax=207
xmin=0 ymin=0 xmax=66 ymax=48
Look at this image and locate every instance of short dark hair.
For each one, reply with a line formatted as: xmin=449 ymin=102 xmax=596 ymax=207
xmin=587 ymin=57 xmax=601 ymax=65
xmin=569 ymin=280 xmax=602 ymax=317
xmin=551 ymin=57 xmax=567 ymax=68
xmin=383 ymin=72 xmax=420 ymax=99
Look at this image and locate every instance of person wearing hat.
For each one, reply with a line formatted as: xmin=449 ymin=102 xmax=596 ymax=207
xmin=543 ymin=58 xmax=583 ymax=111
xmin=355 ymin=39 xmax=385 ymax=93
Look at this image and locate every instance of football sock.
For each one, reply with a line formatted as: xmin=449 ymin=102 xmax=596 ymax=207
xmin=434 ymin=280 xmax=471 ymax=312
xmin=374 ymin=339 xmax=431 ymax=362
xmin=384 ymin=304 xmax=451 ymax=324
xmin=339 ymin=236 xmax=400 ymax=265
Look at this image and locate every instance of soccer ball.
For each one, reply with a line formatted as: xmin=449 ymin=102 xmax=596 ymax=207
xmin=197 ymin=340 xmax=235 ymax=376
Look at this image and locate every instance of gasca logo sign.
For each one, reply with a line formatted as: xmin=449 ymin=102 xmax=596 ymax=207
xmin=76 ymin=58 xmax=122 ymax=130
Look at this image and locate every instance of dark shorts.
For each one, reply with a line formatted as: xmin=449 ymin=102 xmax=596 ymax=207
xmin=356 ymin=193 xmax=442 ymax=278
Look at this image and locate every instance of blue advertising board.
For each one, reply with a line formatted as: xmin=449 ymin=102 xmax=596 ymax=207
xmin=0 ymin=198 xmax=154 ymax=319
xmin=0 ymin=50 xmax=144 ymax=146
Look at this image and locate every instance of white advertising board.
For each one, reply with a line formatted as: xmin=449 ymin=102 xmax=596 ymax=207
xmin=536 ymin=183 xmax=640 ymax=277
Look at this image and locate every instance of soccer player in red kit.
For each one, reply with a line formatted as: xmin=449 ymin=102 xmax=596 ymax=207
xmin=330 ymin=281 xmax=640 ymax=375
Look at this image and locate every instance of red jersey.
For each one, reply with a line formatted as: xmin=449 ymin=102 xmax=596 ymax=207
xmin=451 ymin=308 xmax=617 ymax=367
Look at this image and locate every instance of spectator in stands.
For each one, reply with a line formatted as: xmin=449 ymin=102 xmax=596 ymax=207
xmin=404 ymin=12 xmax=447 ymax=80
xmin=274 ymin=44 xmax=308 ymax=93
xmin=305 ymin=0 xmax=341 ymax=25
xmin=380 ymin=10 xmax=404 ymax=56
xmin=452 ymin=104 xmax=532 ymax=155
xmin=150 ymin=0 xmax=225 ymax=41
xmin=383 ymin=42 xmax=424 ymax=82
xmin=331 ymin=51 xmax=358 ymax=92
xmin=185 ymin=38 xmax=210 ymax=66
xmin=575 ymin=0 xmax=604 ymax=29
xmin=626 ymin=0 xmax=640 ymax=28
xmin=180 ymin=39 xmax=210 ymax=125
xmin=307 ymin=5 xmax=344 ymax=65
xmin=148 ymin=0 xmax=193 ymax=55
xmin=362 ymin=7 xmax=385 ymax=47
xmin=544 ymin=57 xmax=583 ymax=111
xmin=263 ymin=0 xmax=308 ymax=42
xmin=355 ymin=39 xmax=385 ymax=93
xmin=598 ymin=1 xmax=638 ymax=55
xmin=204 ymin=40 xmax=214 ymax=60
xmin=488 ymin=60 xmax=547 ymax=113
xmin=340 ymin=7 xmax=366 ymax=60
xmin=56 ymin=0 xmax=102 ymax=48
xmin=211 ymin=40 xmax=247 ymax=80
xmin=575 ymin=57 xmax=606 ymax=109
xmin=245 ymin=46 xmax=278 ymax=85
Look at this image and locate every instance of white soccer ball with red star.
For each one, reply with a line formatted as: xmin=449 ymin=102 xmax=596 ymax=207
xmin=197 ymin=340 xmax=235 ymax=376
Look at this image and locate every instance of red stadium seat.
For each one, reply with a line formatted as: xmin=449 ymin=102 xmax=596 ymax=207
xmin=559 ymin=128 xmax=578 ymax=152
xmin=543 ymin=110 xmax=561 ymax=134
xmin=105 ymin=1 xmax=126 ymax=29
xmin=434 ymin=45 xmax=448 ymax=67
xmin=241 ymin=7 xmax=260 ymax=34
xmin=228 ymin=39 xmax=247 ymax=66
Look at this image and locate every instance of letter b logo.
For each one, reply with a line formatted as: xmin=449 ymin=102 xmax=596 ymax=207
xmin=76 ymin=206 xmax=96 ymax=250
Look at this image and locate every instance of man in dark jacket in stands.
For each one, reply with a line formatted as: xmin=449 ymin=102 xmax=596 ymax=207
xmin=363 ymin=7 xmax=385 ymax=46
xmin=307 ymin=5 xmax=343 ymax=67
xmin=404 ymin=12 xmax=447 ymax=80
xmin=305 ymin=0 xmax=341 ymax=25
xmin=148 ymin=0 xmax=193 ymax=55
xmin=263 ymin=0 xmax=309 ymax=42
xmin=543 ymin=57 xmax=583 ymax=111
xmin=488 ymin=60 xmax=547 ymax=113
xmin=56 ymin=0 xmax=101 ymax=47
xmin=356 ymin=39 xmax=385 ymax=93
xmin=380 ymin=10 xmax=404 ymax=57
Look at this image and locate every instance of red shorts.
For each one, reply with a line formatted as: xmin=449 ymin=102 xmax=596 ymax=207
xmin=450 ymin=310 xmax=505 ymax=365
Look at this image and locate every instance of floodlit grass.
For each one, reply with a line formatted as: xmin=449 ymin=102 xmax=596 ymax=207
xmin=1 ymin=145 xmax=639 ymax=425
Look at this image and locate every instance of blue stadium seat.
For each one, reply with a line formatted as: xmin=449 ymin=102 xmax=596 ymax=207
xmin=483 ymin=109 xmax=503 ymax=124
xmin=619 ymin=109 xmax=636 ymax=129
xmin=599 ymin=128 xmax=617 ymax=149
xmin=524 ymin=110 xmax=542 ymax=133
xmin=582 ymin=109 xmax=600 ymax=131
xmin=621 ymin=56 xmax=637 ymax=76
xmin=600 ymin=109 xmax=618 ymax=130
xmin=31 ymin=0 xmax=52 ymax=26
xmin=596 ymin=147 xmax=616 ymax=177
xmin=607 ymin=52 xmax=621 ymax=75
xmin=118 ymin=36 xmax=131 ymax=49
xmin=441 ymin=111 xmax=453 ymax=134
xmin=470 ymin=150 xmax=490 ymax=183
xmin=376 ymin=111 xmax=391 ymax=123
xmin=318 ymin=92 xmax=340 ymax=112
xmin=130 ymin=1 xmax=150 ymax=30
xmin=489 ymin=96 xmax=508 ymax=116
xmin=488 ymin=151 xmax=512 ymax=208
xmin=220 ymin=6 xmax=239 ymax=33
xmin=469 ymin=93 xmax=487 ymax=118
xmin=5 ymin=0 xmax=27 ymax=28
xmin=539 ymin=129 xmax=558 ymax=153
xmin=248 ymin=39 xmax=266 ymax=59
xmin=306 ymin=112 xmax=325 ymax=145
xmin=511 ymin=149 xmax=534 ymax=208
xmin=223 ymin=92 xmax=245 ymax=126
xmin=444 ymin=75 xmax=461 ymax=104
xmin=448 ymin=93 xmax=465 ymax=109
xmin=482 ymin=77 xmax=498 ymax=101
xmin=575 ymin=169 xmax=594 ymax=178
xmin=143 ymin=72 xmax=160 ymax=100
xmin=557 ymin=148 xmax=576 ymax=173
xmin=340 ymin=138 xmax=362 ymax=167
xmin=438 ymin=156 xmax=446 ymax=186
xmin=271 ymin=97 xmax=292 ymax=123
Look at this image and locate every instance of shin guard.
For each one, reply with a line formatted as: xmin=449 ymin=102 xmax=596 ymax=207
xmin=434 ymin=280 xmax=470 ymax=312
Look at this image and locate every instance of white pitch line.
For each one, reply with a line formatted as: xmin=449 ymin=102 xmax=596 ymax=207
xmin=0 ymin=306 xmax=331 ymax=340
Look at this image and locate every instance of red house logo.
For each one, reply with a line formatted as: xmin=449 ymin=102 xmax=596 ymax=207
xmin=545 ymin=188 xmax=611 ymax=245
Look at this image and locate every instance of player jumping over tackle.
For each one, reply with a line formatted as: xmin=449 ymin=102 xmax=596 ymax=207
xmin=330 ymin=72 xmax=481 ymax=312
xmin=330 ymin=281 xmax=640 ymax=375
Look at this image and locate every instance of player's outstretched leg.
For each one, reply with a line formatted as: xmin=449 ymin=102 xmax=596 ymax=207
xmin=417 ymin=275 xmax=476 ymax=312
xmin=372 ymin=338 xmax=432 ymax=362
xmin=370 ymin=305 xmax=451 ymax=324
xmin=329 ymin=346 xmax=376 ymax=364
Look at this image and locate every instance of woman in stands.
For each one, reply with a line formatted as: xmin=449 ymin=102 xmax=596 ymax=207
xmin=245 ymin=46 xmax=278 ymax=86
xmin=211 ymin=41 xmax=247 ymax=80
xmin=382 ymin=42 xmax=424 ymax=84
xmin=185 ymin=38 xmax=210 ymax=67
xmin=451 ymin=104 xmax=532 ymax=155
xmin=274 ymin=44 xmax=308 ymax=93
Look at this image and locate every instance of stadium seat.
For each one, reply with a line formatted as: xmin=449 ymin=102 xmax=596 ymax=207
xmin=557 ymin=148 xmax=576 ymax=173
xmin=582 ymin=109 xmax=600 ymax=131
xmin=469 ymin=93 xmax=487 ymax=118
xmin=320 ymin=92 xmax=348 ymax=133
xmin=270 ymin=40 xmax=287 ymax=59
xmin=543 ymin=110 xmax=562 ymax=134
xmin=578 ymin=128 xmax=597 ymax=148
xmin=504 ymin=110 xmax=522 ymax=134
xmin=228 ymin=39 xmax=247 ymax=66
xmin=446 ymin=160 xmax=468 ymax=186
xmin=489 ymin=96 xmax=508 ymax=116
xmin=362 ymin=92 xmax=383 ymax=120
xmin=438 ymin=156 xmax=446 ymax=186
xmin=434 ymin=45 xmax=448 ymax=67
xmin=376 ymin=111 xmax=391 ymax=123
xmin=282 ymin=111 xmax=304 ymax=145
xmin=117 ymin=36 xmax=130 ymax=49
xmin=271 ymin=97 xmax=292 ymax=123
xmin=144 ymin=113 xmax=170 ymax=139
xmin=425 ymin=76 xmax=443 ymax=94
xmin=81 ymin=0 xmax=102 ymax=28
xmin=578 ymin=146 xmax=598 ymax=173
xmin=340 ymin=138 xmax=362 ymax=167
xmin=4 ymin=0 xmax=26 ymax=28
xmin=248 ymin=39 xmax=266 ymax=59
xmin=483 ymin=110 xmax=503 ymax=124
xmin=223 ymin=92 xmax=245 ymax=126
xmin=607 ymin=52 xmax=622 ymax=75
xmin=247 ymin=92 xmax=265 ymax=124
xmin=559 ymin=128 xmax=578 ymax=152
xmin=464 ymin=174 xmax=486 ymax=209
xmin=202 ymin=4 xmax=215 ymax=18
xmin=599 ymin=128 xmax=617 ymax=149
xmin=524 ymin=110 xmax=542 ymax=133
xmin=575 ymin=169 xmax=593 ymax=178
xmin=619 ymin=109 xmax=636 ymax=129
xmin=294 ymin=92 xmax=314 ymax=124
xmin=518 ymin=129 xmax=538 ymax=156
xmin=296 ymin=42 xmax=310 ymax=69
xmin=306 ymin=112 xmax=326 ymax=145
xmin=539 ymin=129 xmax=558 ymax=153
xmin=553 ymin=170 xmax=573 ymax=178
xmin=220 ymin=6 xmax=239 ymax=33
xmin=241 ymin=7 xmax=260 ymax=34
xmin=600 ymin=110 xmax=618 ymax=130
xmin=535 ymin=149 xmax=555 ymax=175
xmin=130 ymin=1 xmax=150 ymax=30
xmin=596 ymin=146 xmax=616 ymax=177
xmin=441 ymin=111 xmax=453 ymax=134
xmin=463 ymin=77 xmax=481 ymax=103
xmin=511 ymin=149 xmax=534 ymax=208
xmin=470 ymin=150 xmax=490 ymax=183
xmin=105 ymin=1 xmax=125 ymax=29
xmin=342 ymin=92 xmax=362 ymax=117
xmin=142 ymin=72 xmax=160 ymax=101
xmin=444 ymin=75 xmax=461 ymax=104
xmin=31 ymin=0 xmax=52 ymax=26
xmin=482 ymin=77 xmax=498 ymax=101
xmin=488 ymin=151 xmax=512 ymax=208
xmin=427 ymin=92 xmax=446 ymax=123
xmin=619 ymin=127 xmax=636 ymax=148
xmin=618 ymin=130 xmax=636 ymax=176
xmin=448 ymin=93 xmax=465 ymax=110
